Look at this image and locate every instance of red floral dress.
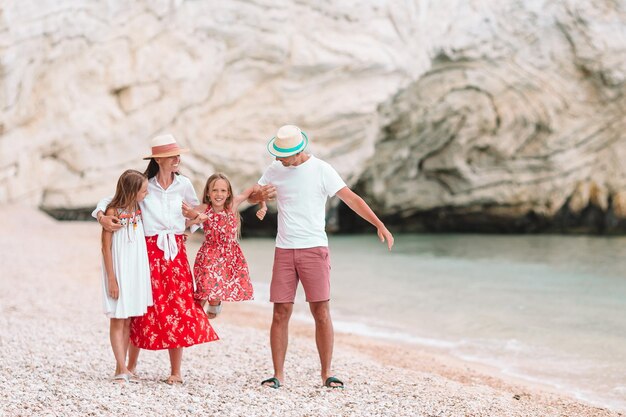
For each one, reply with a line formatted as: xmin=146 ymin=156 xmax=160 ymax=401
xmin=131 ymin=235 xmax=219 ymax=350
xmin=193 ymin=207 xmax=254 ymax=302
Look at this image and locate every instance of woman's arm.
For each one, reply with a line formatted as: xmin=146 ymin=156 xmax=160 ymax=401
xmin=182 ymin=202 xmax=207 ymax=219
xmin=183 ymin=203 xmax=208 ymax=227
xmin=93 ymin=197 xmax=122 ymax=232
xmin=181 ymin=177 xmax=202 ymax=233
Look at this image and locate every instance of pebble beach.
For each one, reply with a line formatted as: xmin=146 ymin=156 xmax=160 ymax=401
xmin=0 ymin=206 xmax=621 ymax=417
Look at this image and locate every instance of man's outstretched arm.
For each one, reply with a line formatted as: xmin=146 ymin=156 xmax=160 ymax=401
xmin=336 ymin=187 xmax=394 ymax=250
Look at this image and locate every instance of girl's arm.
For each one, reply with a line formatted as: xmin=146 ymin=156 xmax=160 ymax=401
xmin=235 ymin=186 xmax=268 ymax=220
xmin=256 ymin=201 xmax=267 ymax=220
xmin=233 ymin=185 xmax=261 ymax=212
xmin=101 ymin=208 xmax=119 ymax=299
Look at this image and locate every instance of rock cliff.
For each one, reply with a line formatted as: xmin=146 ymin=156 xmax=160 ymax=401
xmin=1 ymin=0 xmax=625 ymax=232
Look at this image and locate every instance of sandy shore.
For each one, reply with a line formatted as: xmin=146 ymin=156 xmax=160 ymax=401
xmin=0 ymin=206 xmax=621 ymax=417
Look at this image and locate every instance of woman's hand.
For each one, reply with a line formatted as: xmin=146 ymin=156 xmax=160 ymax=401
xmin=182 ymin=201 xmax=202 ymax=224
xmin=182 ymin=202 xmax=198 ymax=219
xmin=98 ymin=213 xmax=122 ymax=232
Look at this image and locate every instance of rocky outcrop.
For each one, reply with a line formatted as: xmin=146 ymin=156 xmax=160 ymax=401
xmin=351 ymin=1 xmax=626 ymax=233
xmin=1 ymin=1 xmax=625 ymax=233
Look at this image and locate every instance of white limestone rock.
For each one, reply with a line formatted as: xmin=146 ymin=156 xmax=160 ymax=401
xmin=0 ymin=0 xmax=624 ymax=231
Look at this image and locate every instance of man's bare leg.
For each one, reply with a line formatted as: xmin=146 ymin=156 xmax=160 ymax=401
xmin=263 ymin=302 xmax=293 ymax=386
xmin=310 ymin=300 xmax=341 ymax=387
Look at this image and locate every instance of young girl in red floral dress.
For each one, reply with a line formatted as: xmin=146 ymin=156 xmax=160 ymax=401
xmin=186 ymin=173 xmax=266 ymax=318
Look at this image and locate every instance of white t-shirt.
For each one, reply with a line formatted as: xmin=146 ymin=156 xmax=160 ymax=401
xmin=258 ymin=155 xmax=346 ymax=249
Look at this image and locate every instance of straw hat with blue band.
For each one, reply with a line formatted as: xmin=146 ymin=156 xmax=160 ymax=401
xmin=267 ymin=125 xmax=309 ymax=157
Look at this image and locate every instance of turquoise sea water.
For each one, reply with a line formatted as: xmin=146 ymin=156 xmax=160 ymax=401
xmin=188 ymin=233 xmax=626 ymax=411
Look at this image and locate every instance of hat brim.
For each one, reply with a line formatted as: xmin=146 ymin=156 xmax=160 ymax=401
xmin=267 ymin=131 xmax=308 ymax=157
xmin=143 ymin=148 xmax=190 ymax=160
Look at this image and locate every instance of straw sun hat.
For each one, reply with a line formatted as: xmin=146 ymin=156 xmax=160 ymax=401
xmin=267 ymin=125 xmax=309 ymax=157
xmin=143 ymin=134 xmax=190 ymax=160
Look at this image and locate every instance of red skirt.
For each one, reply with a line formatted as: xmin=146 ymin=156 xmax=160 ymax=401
xmin=130 ymin=235 xmax=219 ymax=350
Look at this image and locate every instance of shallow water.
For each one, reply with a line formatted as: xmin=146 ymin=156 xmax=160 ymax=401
xmin=188 ymin=233 xmax=626 ymax=411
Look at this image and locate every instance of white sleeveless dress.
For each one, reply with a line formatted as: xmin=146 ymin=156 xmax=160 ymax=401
xmin=101 ymin=208 xmax=153 ymax=318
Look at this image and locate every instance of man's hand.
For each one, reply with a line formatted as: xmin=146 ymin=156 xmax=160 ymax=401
xmin=249 ymin=184 xmax=277 ymax=203
xmin=377 ymin=226 xmax=394 ymax=251
xmin=99 ymin=214 xmax=122 ymax=232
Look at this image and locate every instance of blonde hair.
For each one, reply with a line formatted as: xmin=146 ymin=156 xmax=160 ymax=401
xmin=202 ymin=172 xmax=242 ymax=238
xmin=202 ymin=173 xmax=234 ymax=209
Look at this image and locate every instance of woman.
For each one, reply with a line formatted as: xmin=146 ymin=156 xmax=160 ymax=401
xmin=94 ymin=134 xmax=218 ymax=385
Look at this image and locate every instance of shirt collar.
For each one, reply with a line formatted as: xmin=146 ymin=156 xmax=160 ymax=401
xmin=149 ymin=174 xmax=181 ymax=191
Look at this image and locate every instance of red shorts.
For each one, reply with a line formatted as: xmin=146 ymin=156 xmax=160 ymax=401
xmin=270 ymin=247 xmax=331 ymax=303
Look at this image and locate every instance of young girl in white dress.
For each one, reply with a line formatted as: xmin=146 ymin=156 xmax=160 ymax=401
xmin=101 ymin=169 xmax=153 ymax=383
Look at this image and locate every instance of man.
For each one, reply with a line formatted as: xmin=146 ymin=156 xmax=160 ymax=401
xmin=259 ymin=125 xmax=394 ymax=389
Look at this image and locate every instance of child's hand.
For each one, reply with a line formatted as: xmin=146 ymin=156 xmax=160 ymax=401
xmin=108 ymin=278 xmax=119 ymax=299
xmin=198 ymin=213 xmax=208 ymax=223
xmin=256 ymin=207 xmax=267 ymax=221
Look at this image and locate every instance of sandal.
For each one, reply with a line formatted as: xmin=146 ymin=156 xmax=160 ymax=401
xmin=324 ymin=376 xmax=344 ymax=389
xmin=202 ymin=301 xmax=222 ymax=318
xmin=113 ymin=373 xmax=130 ymax=383
xmin=162 ymin=375 xmax=185 ymax=385
xmin=261 ymin=377 xmax=281 ymax=389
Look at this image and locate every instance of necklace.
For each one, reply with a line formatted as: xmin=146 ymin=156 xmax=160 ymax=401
xmin=119 ymin=206 xmax=141 ymax=241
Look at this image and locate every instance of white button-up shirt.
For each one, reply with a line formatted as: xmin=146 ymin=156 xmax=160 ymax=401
xmin=93 ymin=174 xmax=200 ymax=261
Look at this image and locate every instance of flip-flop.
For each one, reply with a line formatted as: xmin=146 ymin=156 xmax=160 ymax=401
xmin=324 ymin=376 xmax=344 ymax=389
xmin=206 ymin=303 xmax=222 ymax=319
xmin=162 ymin=376 xmax=185 ymax=385
xmin=203 ymin=302 xmax=222 ymax=319
xmin=113 ymin=373 xmax=130 ymax=383
xmin=261 ymin=377 xmax=281 ymax=389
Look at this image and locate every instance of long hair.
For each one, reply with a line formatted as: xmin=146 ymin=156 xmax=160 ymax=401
xmin=202 ymin=173 xmax=234 ymax=209
xmin=203 ymin=173 xmax=242 ymax=238
xmin=144 ymin=158 xmax=181 ymax=179
xmin=106 ymin=169 xmax=147 ymax=214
